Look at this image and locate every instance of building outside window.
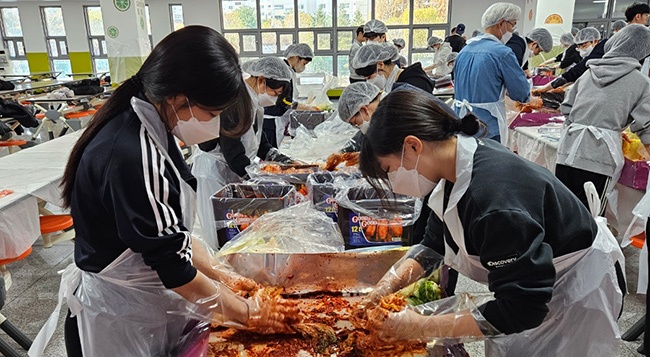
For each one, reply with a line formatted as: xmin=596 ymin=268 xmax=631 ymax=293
xmin=0 ymin=7 xmax=29 ymax=75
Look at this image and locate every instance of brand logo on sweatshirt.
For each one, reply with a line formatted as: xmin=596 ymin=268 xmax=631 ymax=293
xmin=486 ymin=255 xmax=518 ymax=268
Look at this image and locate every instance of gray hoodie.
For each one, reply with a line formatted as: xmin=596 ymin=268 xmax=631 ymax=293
xmin=558 ymin=56 xmax=650 ymax=176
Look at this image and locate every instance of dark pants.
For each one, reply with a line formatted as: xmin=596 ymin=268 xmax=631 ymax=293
xmin=349 ymin=77 xmax=366 ymax=83
xmin=65 ymin=309 xmax=83 ymax=357
xmin=263 ymin=119 xmax=278 ymax=148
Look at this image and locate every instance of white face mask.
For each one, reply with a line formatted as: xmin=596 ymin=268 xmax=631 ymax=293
xmin=500 ymin=23 xmax=513 ymax=44
xmin=578 ymin=45 xmax=594 ymax=58
xmin=294 ymin=63 xmax=306 ymax=73
xmin=368 ymin=72 xmax=387 ymax=89
xmin=387 ymin=146 xmax=437 ymax=198
xmin=258 ymin=82 xmax=278 ymax=107
xmin=171 ymin=98 xmax=220 ymax=146
xmin=522 ymin=46 xmax=533 ymax=68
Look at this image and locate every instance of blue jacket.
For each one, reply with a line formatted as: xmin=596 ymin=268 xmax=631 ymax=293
xmin=453 ymin=35 xmax=530 ymax=139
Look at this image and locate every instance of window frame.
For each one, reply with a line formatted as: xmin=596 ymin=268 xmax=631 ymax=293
xmin=40 ymin=6 xmax=71 ymax=76
xmin=83 ymin=5 xmax=109 ymax=73
xmin=572 ymin=0 xmax=650 ymax=37
xmin=169 ymin=4 xmax=184 ymax=31
xmin=219 ymin=0 xmax=451 ymax=78
xmin=0 ymin=6 xmax=28 ymax=73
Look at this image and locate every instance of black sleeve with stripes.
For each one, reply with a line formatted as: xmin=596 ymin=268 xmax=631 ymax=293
xmin=103 ymin=127 xmax=197 ymax=289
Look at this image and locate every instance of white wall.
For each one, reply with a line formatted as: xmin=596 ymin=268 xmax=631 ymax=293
xmin=147 ymin=0 xmax=221 ymax=47
xmin=450 ymin=0 xmax=528 ymax=37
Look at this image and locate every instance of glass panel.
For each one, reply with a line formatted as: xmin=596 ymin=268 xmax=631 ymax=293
xmin=375 ymin=0 xmax=410 ymax=26
xmin=243 ymin=34 xmax=257 ymax=52
xmin=298 ymin=0 xmax=332 ymax=28
xmin=337 ymin=0 xmax=371 ymax=27
xmin=279 ymin=33 xmax=294 ymax=51
xmin=412 ymin=28 xmax=429 ymax=48
xmin=299 ymin=31 xmax=314 ymax=49
xmin=91 ymin=39 xmax=100 ymax=56
xmin=16 ymin=41 xmax=24 ymax=56
xmin=6 ymin=40 xmax=14 ymax=58
xmin=262 ymin=32 xmax=277 ymax=54
xmin=43 ymin=7 xmax=66 ymax=36
xmin=612 ymin=0 xmax=643 ymax=18
xmin=11 ymin=60 xmax=29 ymax=75
xmin=337 ymin=55 xmax=350 ymax=79
xmin=431 ymin=29 xmax=446 ymax=39
xmin=387 ymin=28 xmax=410 ymax=56
xmin=94 ymin=58 xmax=109 ymax=73
xmin=170 ymin=4 xmax=184 ymax=31
xmin=302 ymin=55 xmax=333 ymax=75
xmin=573 ymin=0 xmax=609 ymax=20
xmin=317 ymin=33 xmax=331 ymax=50
xmin=338 ymin=30 xmax=353 ymax=51
xmin=225 ymin=32 xmax=240 ymax=53
xmin=59 ymin=40 xmax=67 ymax=55
xmin=1 ymin=8 xmax=23 ymax=37
xmin=101 ymin=40 xmax=107 ymax=55
xmin=222 ymin=0 xmax=258 ymax=30
xmin=261 ymin=0 xmax=295 ymax=29
xmin=53 ymin=59 xmax=72 ymax=78
xmin=413 ymin=0 xmax=449 ymax=25
xmin=48 ymin=39 xmax=58 ymax=57
xmin=85 ymin=6 xmax=104 ymax=36
xmin=411 ymin=52 xmax=433 ymax=67
xmin=145 ymin=5 xmax=152 ymax=35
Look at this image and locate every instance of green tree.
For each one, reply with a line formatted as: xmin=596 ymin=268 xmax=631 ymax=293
xmin=313 ymin=6 xmax=332 ymax=27
xmin=338 ymin=3 xmax=351 ymax=27
xmin=299 ymin=12 xmax=314 ymax=27
xmin=239 ymin=6 xmax=257 ymax=29
xmin=352 ymin=9 xmax=365 ymax=27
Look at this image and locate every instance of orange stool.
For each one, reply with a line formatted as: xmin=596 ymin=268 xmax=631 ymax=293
xmin=0 ymin=139 xmax=26 ymax=154
xmin=631 ymin=232 xmax=645 ymax=249
xmin=0 ymin=247 xmax=32 ymax=290
xmin=35 ymin=113 xmax=45 ymax=119
xmin=39 ymin=215 xmax=75 ymax=248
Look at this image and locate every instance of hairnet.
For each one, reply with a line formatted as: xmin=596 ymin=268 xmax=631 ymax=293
xmin=242 ymin=57 xmax=293 ymax=82
xmin=575 ymin=27 xmax=601 ymax=44
xmin=571 ymin=27 xmax=579 ymax=36
xmin=393 ymin=38 xmax=405 ymax=48
xmin=283 ymin=43 xmax=314 ymax=59
xmin=352 ymin=42 xmax=400 ymax=69
xmin=526 ymin=28 xmax=553 ymax=52
xmin=364 ymin=19 xmax=388 ymax=35
xmin=612 ymin=20 xmax=627 ymax=32
xmin=447 ymin=52 xmax=458 ymax=63
xmin=427 ymin=36 xmax=443 ymax=48
xmin=560 ymin=33 xmax=575 ymax=46
xmin=338 ymin=82 xmax=381 ymax=122
xmin=604 ymin=23 xmax=650 ymax=61
xmin=481 ymin=2 xmax=522 ymax=28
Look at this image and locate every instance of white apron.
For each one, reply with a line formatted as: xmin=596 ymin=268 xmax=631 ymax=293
xmin=192 ymin=81 xmax=264 ymax=249
xmin=557 ymin=123 xmax=624 ymax=218
xmin=428 ymin=135 xmax=622 ymax=357
xmin=29 ymin=97 xmax=202 ymax=357
xmin=383 ymin=65 xmax=401 ymax=95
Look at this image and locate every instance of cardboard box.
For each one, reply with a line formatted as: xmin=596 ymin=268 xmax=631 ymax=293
xmin=211 ymin=183 xmax=296 ymax=248
xmin=307 ymin=172 xmax=362 ymax=222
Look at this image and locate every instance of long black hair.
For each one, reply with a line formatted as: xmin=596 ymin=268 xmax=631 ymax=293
xmin=355 ymin=59 xmax=392 ymax=78
xmin=61 ymin=25 xmax=252 ymax=208
xmin=359 ymin=90 xmax=483 ymax=194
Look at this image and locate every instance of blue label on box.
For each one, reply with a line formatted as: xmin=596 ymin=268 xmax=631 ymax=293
xmin=223 ymin=210 xmax=256 ymax=241
xmin=348 ymin=212 xmax=403 ymax=247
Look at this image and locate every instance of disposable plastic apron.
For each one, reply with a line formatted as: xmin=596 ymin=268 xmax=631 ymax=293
xmin=29 ymin=98 xmax=199 ymax=357
xmin=454 ymin=91 xmax=508 ymax=145
xmin=558 ymin=123 xmax=624 ymax=218
xmin=623 ymin=178 xmax=650 ymax=292
xmin=383 ymin=65 xmax=401 ymax=95
xmin=428 ymin=135 xmax=622 ymax=357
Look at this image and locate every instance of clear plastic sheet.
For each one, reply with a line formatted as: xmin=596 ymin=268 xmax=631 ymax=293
xmin=279 ymin=111 xmax=360 ymax=163
xmin=288 ymin=110 xmax=328 ymax=135
xmin=307 ymin=171 xmax=363 ymax=222
xmin=217 ymin=203 xmax=345 ymax=255
xmin=245 ymin=161 xmax=321 ymax=185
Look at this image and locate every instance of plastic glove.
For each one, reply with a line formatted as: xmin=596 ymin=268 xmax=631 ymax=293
xmin=245 ymin=295 xmax=301 ymax=334
xmin=532 ymin=83 xmax=552 ymax=95
xmin=265 ymin=147 xmax=295 ymax=164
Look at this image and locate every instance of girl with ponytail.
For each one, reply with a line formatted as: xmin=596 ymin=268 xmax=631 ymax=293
xmin=356 ymin=90 xmax=623 ymax=356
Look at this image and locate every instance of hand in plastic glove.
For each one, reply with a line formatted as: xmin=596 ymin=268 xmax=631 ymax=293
xmin=296 ymin=103 xmax=320 ymax=111
xmin=265 ymin=148 xmax=295 ymax=164
xmin=220 ymin=273 xmax=261 ymax=294
xmin=246 ymin=295 xmax=301 ymax=334
xmin=532 ymin=83 xmax=552 ymax=95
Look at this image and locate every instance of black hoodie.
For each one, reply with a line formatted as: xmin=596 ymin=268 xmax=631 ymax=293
xmin=395 ymin=62 xmax=435 ymax=93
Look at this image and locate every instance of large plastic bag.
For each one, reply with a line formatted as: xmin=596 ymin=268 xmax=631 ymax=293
xmin=279 ymin=111 xmax=359 ymax=163
xmin=217 ymin=203 xmax=345 ymax=255
xmin=307 ymin=171 xmax=364 ymax=222
xmin=306 ymin=76 xmax=337 ymax=111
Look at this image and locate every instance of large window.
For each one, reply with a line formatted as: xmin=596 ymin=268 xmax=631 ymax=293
xmin=573 ymin=0 xmax=649 ymax=37
xmin=0 ymin=7 xmax=28 ymax=75
xmin=170 ymin=4 xmax=184 ymax=31
xmin=220 ymin=0 xmax=450 ymax=80
xmin=41 ymin=6 xmax=71 ymax=78
xmin=84 ymin=6 xmax=109 ymax=73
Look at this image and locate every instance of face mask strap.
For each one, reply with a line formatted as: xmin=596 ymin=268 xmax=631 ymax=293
xmin=185 ymin=97 xmax=195 ymax=119
xmin=172 ymin=103 xmax=182 ymax=122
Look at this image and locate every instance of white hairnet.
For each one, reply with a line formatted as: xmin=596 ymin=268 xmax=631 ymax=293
xmin=364 ymin=19 xmax=388 ymax=34
xmin=612 ymin=20 xmax=627 ymax=32
xmin=447 ymin=52 xmax=458 ymax=63
xmin=604 ymin=23 xmax=650 ymax=61
xmin=526 ymin=28 xmax=553 ymax=52
xmin=571 ymin=27 xmax=579 ymax=36
xmin=242 ymin=57 xmax=293 ymax=83
xmin=427 ymin=36 xmax=443 ymax=48
xmin=352 ymin=42 xmax=400 ymax=69
xmin=575 ymin=27 xmax=601 ymax=44
xmin=560 ymin=33 xmax=575 ymax=46
xmin=481 ymin=2 xmax=522 ymax=28
xmin=393 ymin=38 xmax=405 ymax=48
xmin=283 ymin=43 xmax=314 ymax=59
xmin=338 ymin=82 xmax=381 ymax=122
